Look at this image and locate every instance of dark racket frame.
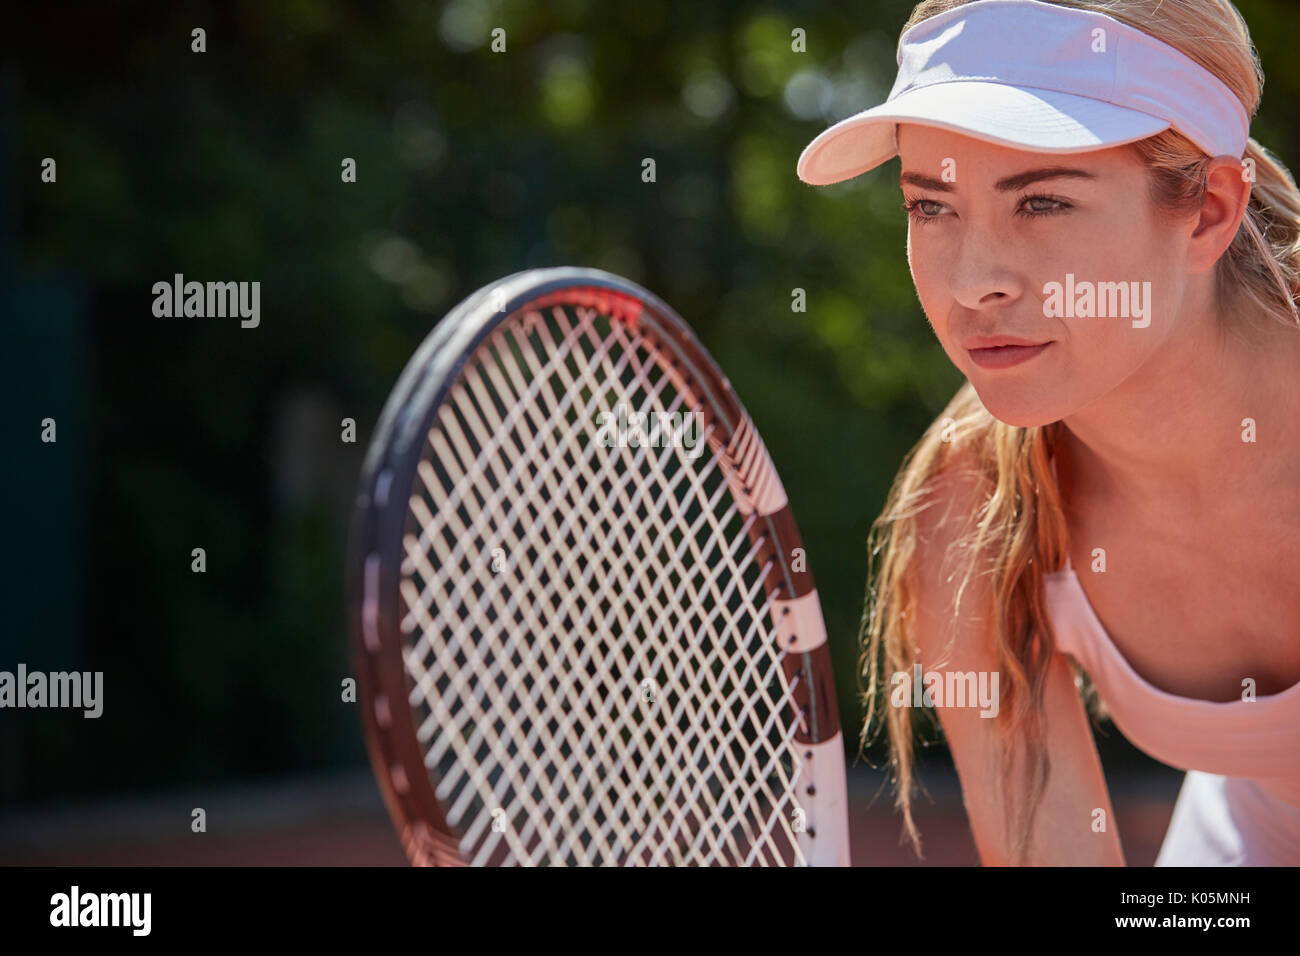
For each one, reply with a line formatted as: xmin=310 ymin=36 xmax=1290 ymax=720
xmin=347 ymin=267 xmax=849 ymax=866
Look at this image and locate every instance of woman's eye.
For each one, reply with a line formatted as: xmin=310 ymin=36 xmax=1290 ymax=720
xmin=902 ymin=193 xmax=1071 ymax=223
xmin=901 ymin=198 xmax=946 ymax=221
xmin=1019 ymin=194 xmax=1070 ymax=217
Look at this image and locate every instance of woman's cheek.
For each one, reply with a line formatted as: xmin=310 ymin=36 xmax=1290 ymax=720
xmin=906 ymin=241 xmax=938 ymax=306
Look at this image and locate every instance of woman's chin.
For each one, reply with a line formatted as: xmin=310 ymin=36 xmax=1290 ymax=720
xmin=970 ymin=387 xmax=1061 ymax=428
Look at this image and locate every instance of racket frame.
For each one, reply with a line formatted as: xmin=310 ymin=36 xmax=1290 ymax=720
xmin=347 ymin=267 xmax=849 ymax=866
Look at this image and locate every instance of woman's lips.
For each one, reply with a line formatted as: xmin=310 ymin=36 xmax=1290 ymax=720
xmin=966 ymin=342 xmax=1052 ymax=369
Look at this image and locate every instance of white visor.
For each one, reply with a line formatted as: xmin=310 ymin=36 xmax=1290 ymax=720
xmin=796 ymin=0 xmax=1251 ymax=186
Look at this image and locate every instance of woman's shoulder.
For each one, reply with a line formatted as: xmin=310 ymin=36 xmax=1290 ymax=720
xmin=913 ymin=444 xmax=997 ymax=555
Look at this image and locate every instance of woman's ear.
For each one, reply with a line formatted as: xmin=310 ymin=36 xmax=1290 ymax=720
xmin=1187 ymin=156 xmax=1253 ymax=275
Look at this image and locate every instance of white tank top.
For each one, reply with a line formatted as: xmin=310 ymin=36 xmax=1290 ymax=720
xmin=1043 ymin=457 xmax=1300 ymax=865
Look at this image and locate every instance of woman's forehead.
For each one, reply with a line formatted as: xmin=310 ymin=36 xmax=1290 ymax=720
xmin=896 ymin=123 xmax=1134 ymax=172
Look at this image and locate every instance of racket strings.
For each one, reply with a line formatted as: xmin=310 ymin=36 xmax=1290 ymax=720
xmin=399 ymin=302 xmax=811 ymax=865
xmin=416 ymin=312 xmax=800 ymax=868
xmin=404 ymin=430 xmax=768 ymax=862
xmin=444 ymin=330 xmax=800 ymax=868
xmin=402 ymin=309 xmax=694 ymax=642
xmin=418 ymin=310 xmax=800 ymax=863
xmin=404 ymin=359 xmax=752 ymax=862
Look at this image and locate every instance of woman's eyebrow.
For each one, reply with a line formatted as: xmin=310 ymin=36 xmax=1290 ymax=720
xmin=899 ymin=167 xmax=1098 ymax=192
xmin=995 ymin=167 xmax=1097 ymax=191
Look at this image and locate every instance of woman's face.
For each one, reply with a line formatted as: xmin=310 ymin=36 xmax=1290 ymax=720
xmin=896 ymin=124 xmax=1198 ymax=427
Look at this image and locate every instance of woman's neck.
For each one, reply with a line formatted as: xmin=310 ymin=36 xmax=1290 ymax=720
xmin=1057 ymin=309 xmax=1300 ymax=528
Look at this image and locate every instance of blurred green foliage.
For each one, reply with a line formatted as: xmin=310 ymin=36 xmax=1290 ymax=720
xmin=7 ymin=0 xmax=1300 ymax=802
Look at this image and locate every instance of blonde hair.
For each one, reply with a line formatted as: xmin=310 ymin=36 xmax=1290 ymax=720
xmin=859 ymin=0 xmax=1300 ymax=863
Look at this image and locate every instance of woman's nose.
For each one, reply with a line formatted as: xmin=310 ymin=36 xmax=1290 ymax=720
xmin=946 ymin=236 xmax=1025 ymax=311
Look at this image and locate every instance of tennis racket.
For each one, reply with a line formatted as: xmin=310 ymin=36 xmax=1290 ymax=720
xmin=347 ymin=267 xmax=849 ymax=866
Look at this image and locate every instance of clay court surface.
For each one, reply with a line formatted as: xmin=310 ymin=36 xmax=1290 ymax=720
xmin=0 ymin=761 xmax=1184 ymax=866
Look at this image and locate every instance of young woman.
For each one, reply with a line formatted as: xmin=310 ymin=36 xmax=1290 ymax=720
xmin=797 ymin=0 xmax=1300 ymax=865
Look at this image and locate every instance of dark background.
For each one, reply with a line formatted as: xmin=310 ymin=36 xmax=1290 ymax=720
xmin=2 ymin=0 xmax=1296 ymax=862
